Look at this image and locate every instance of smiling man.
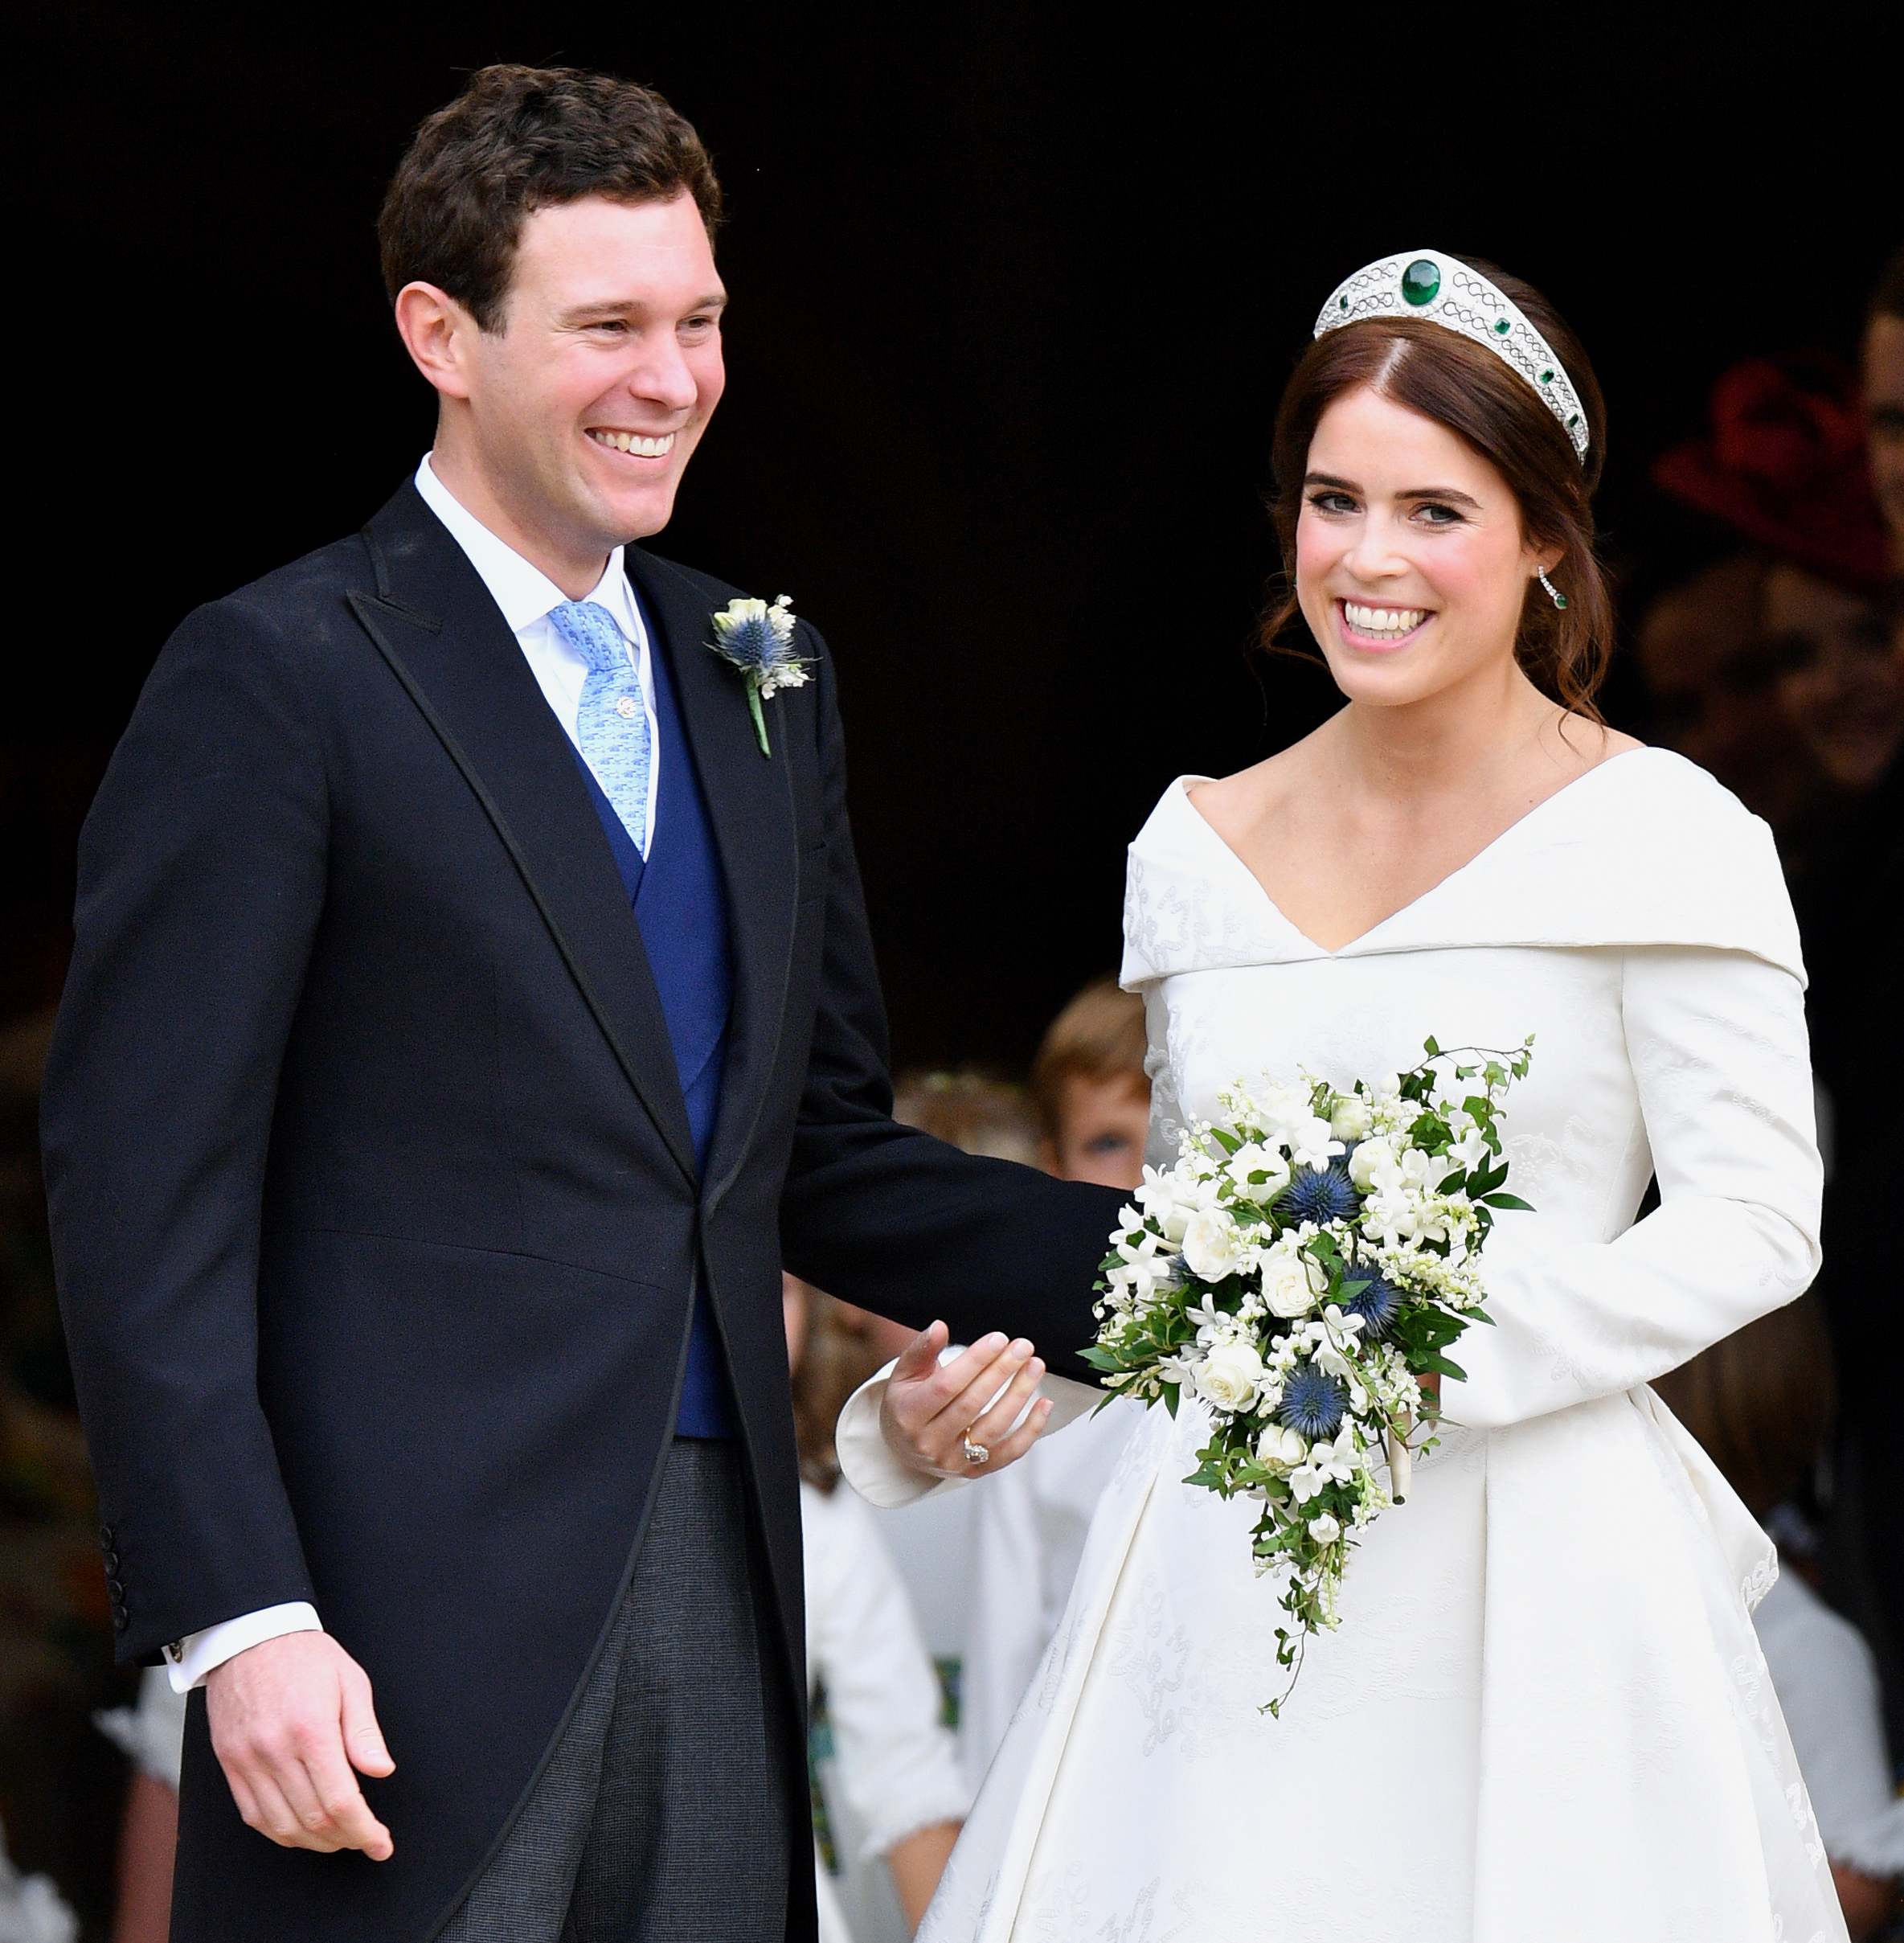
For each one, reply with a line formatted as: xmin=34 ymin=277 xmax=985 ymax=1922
xmin=41 ymin=66 xmax=1121 ymax=1943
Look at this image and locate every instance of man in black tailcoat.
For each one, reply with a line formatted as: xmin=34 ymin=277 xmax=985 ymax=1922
xmin=42 ymin=66 xmax=1118 ymax=1943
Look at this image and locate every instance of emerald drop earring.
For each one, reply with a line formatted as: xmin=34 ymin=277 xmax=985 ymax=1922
xmin=1538 ymin=572 xmax=1568 ymax=611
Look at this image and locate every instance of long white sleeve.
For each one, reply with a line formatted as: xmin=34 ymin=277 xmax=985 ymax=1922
xmin=835 ymin=1363 xmax=1101 ymax=1510
xmin=1450 ymin=945 xmax=1821 ymax=1429
xmin=803 ymin=1482 xmax=968 ymax=1860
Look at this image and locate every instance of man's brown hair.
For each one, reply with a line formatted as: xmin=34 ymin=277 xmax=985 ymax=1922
xmin=1028 ymin=977 xmax=1149 ymax=1142
xmin=378 ymin=64 xmax=723 ymax=332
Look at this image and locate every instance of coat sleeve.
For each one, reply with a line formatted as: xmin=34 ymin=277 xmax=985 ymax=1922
xmin=777 ymin=633 xmax=1124 ymax=1379
xmin=1447 ymin=945 xmax=1823 ymax=1429
xmin=41 ymin=596 xmax=329 ymax=1660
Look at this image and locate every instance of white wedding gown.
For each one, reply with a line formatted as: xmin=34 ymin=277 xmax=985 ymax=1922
xmin=840 ymin=750 xmax=1845 ymax=1943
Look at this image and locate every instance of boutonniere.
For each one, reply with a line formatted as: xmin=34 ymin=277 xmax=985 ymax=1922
xmin=708 ymin=595 xmax=813 ymax=756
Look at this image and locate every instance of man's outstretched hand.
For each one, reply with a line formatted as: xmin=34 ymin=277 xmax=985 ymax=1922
xmin=206 ymin=1632 xmax=395 ymax=1859
xmin=879 ymin=1322 xmax=1054 ymax=1480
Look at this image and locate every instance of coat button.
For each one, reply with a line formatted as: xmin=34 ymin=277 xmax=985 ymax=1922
xmin=102 ymin=1551 xmax=120 ymax=1573
xmin=113 ymin=1609 xmax=129 ymax=1634
xmin=99 ymin=1524 xmax=114 ymax=1547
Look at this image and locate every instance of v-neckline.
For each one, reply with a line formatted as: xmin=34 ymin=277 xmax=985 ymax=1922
xmin=1177 ymin=747 xmax=1657 ymax=958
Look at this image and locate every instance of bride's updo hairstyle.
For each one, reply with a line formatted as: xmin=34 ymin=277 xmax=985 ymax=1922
xmin=1261 ymin=256 xmax=1613 ymax=720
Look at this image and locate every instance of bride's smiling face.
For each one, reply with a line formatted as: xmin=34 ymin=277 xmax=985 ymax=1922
xmin=1296 ymin=385 xmax=1558 ymax=708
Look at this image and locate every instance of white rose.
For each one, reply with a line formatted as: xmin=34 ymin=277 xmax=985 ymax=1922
xmin=1256 ymin=1423 xmax=1308 ymax=1469
xmin=1330 ymin=1095 xmax=1371 ymax=1140
xmin=1307 ymin=1514 xmax=1342 ymax=1544
xmin=1181 ymin=1207 xmax=1247 ymax=1281
xmin=1196 ymin=1337 xmax=1266 ymax=1412
xmin=1259 ymin=1248 xmax=1320 ymax=1320
xmin=1226 ymin=1142 xmax=1291 ymax=1200
xmin=1349 ymin=1134 xmax=1398 ymax=1191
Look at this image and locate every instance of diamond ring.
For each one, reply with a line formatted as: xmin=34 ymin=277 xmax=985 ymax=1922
xmin=962 ymin=1435 xmax=989 ymax=1467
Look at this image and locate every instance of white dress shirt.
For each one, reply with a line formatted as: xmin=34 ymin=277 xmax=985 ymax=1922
xmin=166 ymin=454 xmax=662 ymax=1692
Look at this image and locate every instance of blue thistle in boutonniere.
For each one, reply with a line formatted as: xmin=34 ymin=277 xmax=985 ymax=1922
xmin=708 ymin=595 xmax=812 ymax=756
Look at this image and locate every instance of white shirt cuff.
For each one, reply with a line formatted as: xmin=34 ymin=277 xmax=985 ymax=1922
xmin=836 ymin=1360 xmax=968 ymax=1508
xmin=834 ymin=1356 xmax=1104 ymax=1508
xmin=165 ymin=1603 xmax=323 ymax=1693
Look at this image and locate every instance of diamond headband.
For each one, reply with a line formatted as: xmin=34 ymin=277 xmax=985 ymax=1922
xmin=1313 ymin=251 xmax=1589 ymax=461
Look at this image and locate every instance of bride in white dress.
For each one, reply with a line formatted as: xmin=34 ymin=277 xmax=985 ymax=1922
xmin=840 ymin=253 xmax=1845 ymax=1943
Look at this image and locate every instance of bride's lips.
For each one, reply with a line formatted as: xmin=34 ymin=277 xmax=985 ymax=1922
xmin=1336 ymin=598 xmax=1431 ymax=651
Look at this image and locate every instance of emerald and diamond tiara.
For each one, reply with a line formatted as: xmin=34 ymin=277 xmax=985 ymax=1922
xmin=1313 ymin=251 xmax=1589 ymax=461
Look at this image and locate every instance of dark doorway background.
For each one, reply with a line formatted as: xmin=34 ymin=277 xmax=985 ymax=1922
xmin=1 ymin=6 xmax=1895 ymax=1932
xmin=7 ymin=8 xmax=1894 ymax=1068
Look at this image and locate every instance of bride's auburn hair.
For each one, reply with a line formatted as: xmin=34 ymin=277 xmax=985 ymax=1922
xmin=1261 ymin=258 xmax=1614 ymax=721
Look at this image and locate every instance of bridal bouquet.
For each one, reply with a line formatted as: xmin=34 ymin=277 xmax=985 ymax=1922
xmin=1084 ymin=1038 xmax=1533 ymax=1709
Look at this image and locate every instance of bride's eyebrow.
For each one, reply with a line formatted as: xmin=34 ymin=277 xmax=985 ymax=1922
xmin=1398 ymin=485 xmax=1482 ymax=509
xmin=1304 ymin=471 xmax=1360 ymax=491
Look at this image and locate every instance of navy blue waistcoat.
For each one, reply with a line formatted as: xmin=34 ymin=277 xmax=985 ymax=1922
xmin=571 ymin=587 xmax=734 ymax=1437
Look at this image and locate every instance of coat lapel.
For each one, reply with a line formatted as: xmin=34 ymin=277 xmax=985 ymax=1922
xmin=626 ymin=548 xmax=800 ymax=1205
xmin=351 ymin=485 xmax=698 ymax=1187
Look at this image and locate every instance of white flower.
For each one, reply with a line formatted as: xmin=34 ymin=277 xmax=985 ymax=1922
xmin=1256 ymin=1423 xmax=1308 ymax=1469
xmin=1195 ymin=1336 xmax=1266 ymax=1412
xmin=1307 ymin=1514 xmax=1342 ymax=1544
xmin=1288 ymin=1117 xmax=1345 ymax=1173
xmin=1349 ymin=1134 xmax=1398 ymax=1191
xmin=1181 ymin=1207 xmax=1248 ymax=1282
xmin=1330 ymin=1094 xmax=1371 ymax=1140
xmin=1155 ymin=1351 xmax=1202 ymax=1391
xmin=1259 ymin=1244 xmax=1321 ymax=1320
xmin=1108 ymin=1228 xmax=1178 ymax=1303
xmin=1255 ymin=1080 xmax=1315 ymax=1138
xmin=1225 ymin=1142 xmax=1291 ymax=1200
xmin=1446 ymin=1126 xmax=1492 ymax=1176
xmin=1186 ymin=1293 xmax=1226 ymax=1338
xmin=1135 ymin=1163 xmax=1206 ymax=1244
xmin=1287 ymin=1427 xmax=1357 ymax=1504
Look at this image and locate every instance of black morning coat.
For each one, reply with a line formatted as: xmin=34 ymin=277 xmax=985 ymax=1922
xmin=41 ymin=482 xmax=1124 ymax=1943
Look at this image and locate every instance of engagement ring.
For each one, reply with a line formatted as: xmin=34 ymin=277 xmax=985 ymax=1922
xmin=962 ymin=1435 xmax=989 ymax=1467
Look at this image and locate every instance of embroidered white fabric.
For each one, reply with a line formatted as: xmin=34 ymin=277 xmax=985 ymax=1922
xmin=838 ymin=750 xmax=1843 ymax=1943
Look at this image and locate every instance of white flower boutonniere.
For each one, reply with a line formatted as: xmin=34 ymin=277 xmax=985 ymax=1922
xmin=708 ymin=595 xmax=812 ymax=756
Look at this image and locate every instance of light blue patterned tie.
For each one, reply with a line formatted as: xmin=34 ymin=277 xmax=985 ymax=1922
xmin=551 ymin=600 xmax=650 ymax=852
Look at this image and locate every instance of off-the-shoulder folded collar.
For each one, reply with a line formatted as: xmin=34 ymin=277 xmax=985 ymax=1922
xmin=1120 ymin=748 xmax=1805 ymax=987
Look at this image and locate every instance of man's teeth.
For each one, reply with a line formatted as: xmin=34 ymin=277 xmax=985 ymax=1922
xmin=1344 ymin=602 xmax=1427 ymax=635
xmin=589 ymin=430 xmax=676 ymax=457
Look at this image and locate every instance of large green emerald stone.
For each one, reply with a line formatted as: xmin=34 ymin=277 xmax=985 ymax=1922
xmin=1400 ymin=258 xmax=1440 ymax=306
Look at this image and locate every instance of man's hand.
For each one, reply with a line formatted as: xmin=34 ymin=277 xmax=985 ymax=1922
xmin=205 ymin=1632 xmax=395 ymax=1859
xmin=879 ymin=1322 xmax=1053 ymax=1480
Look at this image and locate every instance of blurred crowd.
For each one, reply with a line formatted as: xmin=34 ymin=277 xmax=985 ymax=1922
xmin=2 ymin=246 xmax=1903 ymax=1940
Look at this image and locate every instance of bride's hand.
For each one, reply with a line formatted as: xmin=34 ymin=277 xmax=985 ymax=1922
xmin=880 ymin=1322 xmax=1054 ymax=1480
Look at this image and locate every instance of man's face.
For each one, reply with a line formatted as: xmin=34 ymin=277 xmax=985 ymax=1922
xmin=458 ymin=193 xmax=726 ymax=560
xmin=1865 ymin=314 xmax=1904 ymax=568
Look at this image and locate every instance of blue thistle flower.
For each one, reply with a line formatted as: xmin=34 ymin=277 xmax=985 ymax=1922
xmin=708 ymin=596 xmax=812 ymax=754
xmin=1277 ymin=1363 xmax=1348 ymax=1440
xmin=1280 ymin=1159 xmax=1359 ymax=1227
xmin=712 ymin=609 xmax=783 ymax=672
xmin=1341 ymin=1259 xmax=1401 ymax=1340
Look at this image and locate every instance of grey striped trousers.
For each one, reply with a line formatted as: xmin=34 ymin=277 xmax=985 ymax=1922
xmin=440 ymin=1438 xmax=795 ymax=1943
